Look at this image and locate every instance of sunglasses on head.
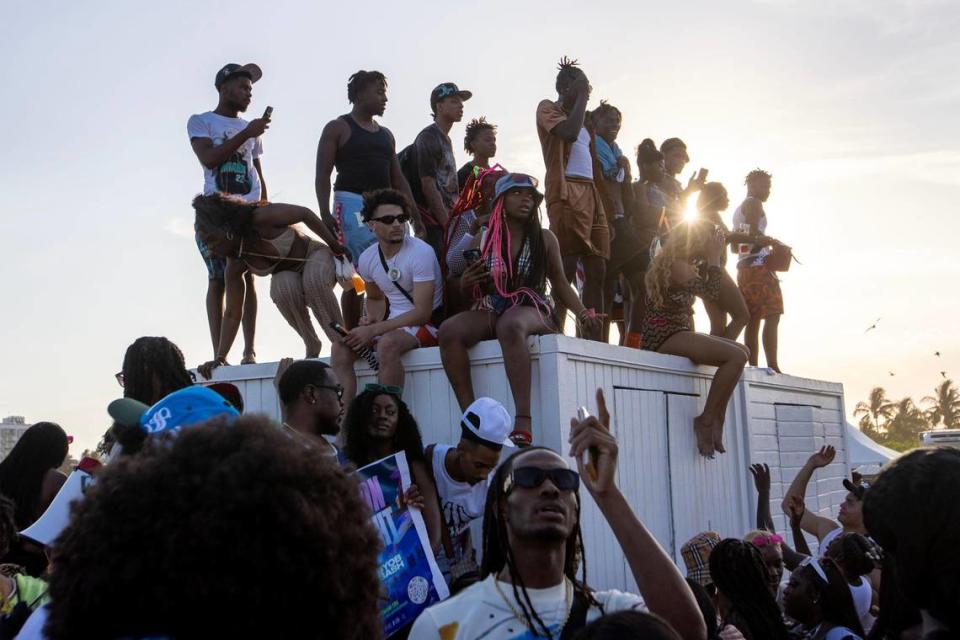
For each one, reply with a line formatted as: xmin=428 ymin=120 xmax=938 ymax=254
xmin=370 ymin=213 xmax=410 ymax=226
xmin=504 ymin=466 xmax=580 ymax=494
xmin=364 ymin=383 xmax=402 ymax=396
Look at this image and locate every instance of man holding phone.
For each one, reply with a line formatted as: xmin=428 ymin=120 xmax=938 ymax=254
xmin=187 ymin=62 xmax=270 ymax=365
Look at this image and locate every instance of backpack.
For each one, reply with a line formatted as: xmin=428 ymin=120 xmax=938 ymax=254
xmin=397 ymin=143 xmax=422 ymax=203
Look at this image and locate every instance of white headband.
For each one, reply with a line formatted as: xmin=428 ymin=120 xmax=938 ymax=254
xmin=802 ymin=557 xmax=829 ymax=583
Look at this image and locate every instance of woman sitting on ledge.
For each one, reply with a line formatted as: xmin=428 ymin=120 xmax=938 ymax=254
xmin=438 ymin=173 xmax=601 ymax=446
xmin=193 ymin=193 xmax=347 ymax=378
xmin=642 ymin=219 xmax=749 ymax=458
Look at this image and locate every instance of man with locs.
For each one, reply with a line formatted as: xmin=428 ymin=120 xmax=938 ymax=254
xmin=410 ymin=83 xmax=472 ymax=258
xmin=315 ymin=70 xmax=422 ymax=329
xmin=536 ymin=58 xmax=611 ymax=341
xmin=188 ymin=62 xmax=269 ymax=365
xmin=409 ymin=389 xmax=707 ymax=639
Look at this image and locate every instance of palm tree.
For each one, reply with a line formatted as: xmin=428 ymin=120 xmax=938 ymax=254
xmin=923 ymin=379 xmax=960 ymax=429
xmin=884 ymin=397 xmax=929 ymax=448
xmin=854 ymin=386 xmax=894 ymax=440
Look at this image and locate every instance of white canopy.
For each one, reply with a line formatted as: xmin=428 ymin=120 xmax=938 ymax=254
xmin=844 ymin=422 xmax=899 ymax=473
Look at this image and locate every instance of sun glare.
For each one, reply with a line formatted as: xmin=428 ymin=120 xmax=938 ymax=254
xmin=683 ymin=197 xmax=700 ymax=222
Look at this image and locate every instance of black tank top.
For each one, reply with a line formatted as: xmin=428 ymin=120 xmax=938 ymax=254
xmin=333 ymin=115 xmax=394 ymax=194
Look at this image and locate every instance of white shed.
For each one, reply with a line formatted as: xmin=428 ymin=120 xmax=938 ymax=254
xmin=205 ymin=335 xmax=853 ymax=592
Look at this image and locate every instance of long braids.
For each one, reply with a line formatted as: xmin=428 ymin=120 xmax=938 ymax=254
xmin=121 ymin=337 xmax=194 ymax=405
xmin=709 ymin=539 xmax=789 ymax=640
xmin=481 ymin=448 xmax=599 ymax=637
xmin=441 ymin=164 xmax=508 ymax=279
xmin=192 ymin=193 xmax=259 ymax=239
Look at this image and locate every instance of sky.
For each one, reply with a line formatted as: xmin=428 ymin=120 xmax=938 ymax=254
xmin=1 ymin=0 xmax=958 ymax=454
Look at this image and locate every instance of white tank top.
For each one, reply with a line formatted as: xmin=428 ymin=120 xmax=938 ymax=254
xmin=732 ymin=197 xmax=768 ymax=267
xmin=564 ymin=127 xmax=594 ymax=180
xmin=849 ymin=577 xmax=874 ymax=635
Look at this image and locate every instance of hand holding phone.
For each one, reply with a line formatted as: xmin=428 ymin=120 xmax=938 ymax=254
xmin=263 ymin=106 xmax=273 ymax=119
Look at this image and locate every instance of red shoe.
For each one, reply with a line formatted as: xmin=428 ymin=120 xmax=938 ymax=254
xmin=509 ymin=429 xmax=533 ymax=448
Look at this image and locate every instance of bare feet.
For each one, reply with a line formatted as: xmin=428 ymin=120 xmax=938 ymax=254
xmin=693 ymin=415 xmax=716 ymax=458
xmin=305 ymin=339 xmax=322 ymax=359
xmin=241 ymin=351 xmax=256 ymax=365
xmin=712 ymin=419 xmax=726 ymax=454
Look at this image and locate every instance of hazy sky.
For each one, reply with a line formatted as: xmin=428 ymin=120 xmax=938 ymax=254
xmin=2 ymin=0 xmax=958 ymax=453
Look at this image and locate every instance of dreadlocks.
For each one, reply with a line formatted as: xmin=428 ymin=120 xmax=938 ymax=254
xmin=709 ymin=539 xmax=789 ymax=640
xmin=481 ymin=447 xmax=599 ymax=638
xmin=745 ymin=168 xmax=772 ymax=185
xmin=346 ymin=70 xmax=386 ymax=104
xmin=463 ymin=117 xmax=497 ymax=153
xmin=555 ymin=56 xmax=583 ymax=93
xmin=120 ymin=337 xmax=194 ymax=405
xmin=592 ymin=100 xmax=621 ymax=121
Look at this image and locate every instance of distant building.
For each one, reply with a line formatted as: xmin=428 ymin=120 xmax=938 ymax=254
xmin=1 ymin=416 xmax=30 ymax=460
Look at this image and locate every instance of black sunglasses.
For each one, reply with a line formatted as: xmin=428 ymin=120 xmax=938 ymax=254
xmin=116 ymin=370 xmax=195 ymax=387
xmin=370 ymin=213 xmax=410 ymax=226
xmin=505 ymin=467 xmax=580 ymax=494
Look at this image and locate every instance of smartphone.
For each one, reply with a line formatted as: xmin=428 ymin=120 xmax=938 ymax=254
xmin=329 ymin=322 xmax=380 ymax=371
xmin=576 ymin=406 xmax=600 ymax=478
xmin=263 ymin=106 xmax=273 ymax=119
xmin=462 ymin=248 xmax=481 ymax=264
xmin=698 ymin=167 xmax=709 ymax=182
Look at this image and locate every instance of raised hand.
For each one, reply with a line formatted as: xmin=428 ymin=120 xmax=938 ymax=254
xmin=785 ymin=494 xmax=806 ymax=527
xmin=749 ymin=463 xmax=772 ymax=494
xmin=244 ymin=116 xmax=270 ymax=138
xmin=568 ymin=388 xmax=618 ymax=496
xmin=808 ymin=445 xmax=836 ymax=469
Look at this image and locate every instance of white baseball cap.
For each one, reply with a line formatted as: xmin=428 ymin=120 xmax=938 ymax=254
xmin=460 ymin=397 xmax=515 ymax=448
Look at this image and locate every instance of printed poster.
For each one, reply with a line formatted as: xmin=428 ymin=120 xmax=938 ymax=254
xmin=356 ymin=452 xmax=449 ymax=636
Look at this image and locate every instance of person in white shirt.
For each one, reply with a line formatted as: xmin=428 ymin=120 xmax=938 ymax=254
xmin=408 ymin=389 xmax=707 ymax=640
xmin=332 ymin=188 xmax=444 ymax=403
xmin=187 ymin=62 xmax=270 ymax=366
xmin=427 ymin=397 xmax=514 ymax=593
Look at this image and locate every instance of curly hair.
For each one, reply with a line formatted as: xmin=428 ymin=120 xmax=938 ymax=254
xmin=463 ymin=116 xmax=496 ymax=153
xmin=709 ymin=539 xmax=788 ymax=640
xmin=342 ymin=390 xmax=425 ymax=468
xmin=644 ymin=219 xmax=715 ymax=311
xmin=482 ymin=447 xmax=599 ymax=638
xmin=45 ymin=415 xmax=383 ymax=640
xmin=825 ymin=532 xmax=878 ymax=580
xmin=0 ymin=421 xmax=68 ymax=529
xmin=347 ymin=70 xmax=386 ymax=104
xmin=360 ymin=188 xmax=414 ymax=222
xmin=864 ymin=446 xmax=960 ymax=631
xmin=636 ymin=138 xmax=663 ymax=166
xmin=744 ymin=168 xmax=772 ymax=185
xmin=193 ymin=192 xmax=260 ymax=238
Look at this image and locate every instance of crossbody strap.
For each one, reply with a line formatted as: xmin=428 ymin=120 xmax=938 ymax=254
xmin=378 ymin=245 xmax=415 ymax=305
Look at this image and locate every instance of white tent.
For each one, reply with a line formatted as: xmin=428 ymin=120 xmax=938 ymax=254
xmin=844 ymin=422 xmax=899 ymax=474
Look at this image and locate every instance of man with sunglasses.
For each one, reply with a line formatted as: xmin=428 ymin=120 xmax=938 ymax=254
xmin=409 ymin=389 xmax=707 ymax=639
xmin=274 ymin=358 xmax=344 ymax=457
xmin=331 ymin=188 xmax=444 ymax=403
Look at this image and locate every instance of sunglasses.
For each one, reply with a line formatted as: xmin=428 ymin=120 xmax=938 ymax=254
xmin=364 ymin=383 xmax=402 ymax=396
xmin=504 ymin=466 xmax=580 ymax=494
xmin=370 ymin=213 xmax=410 ymax=226
xmin=750 ymin=534 xmax=784 ymax=548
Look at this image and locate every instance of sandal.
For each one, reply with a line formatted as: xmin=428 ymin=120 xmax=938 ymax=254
xmin=241 ymin=351 xmax=257 ymax=365
xmin=510 ymin=415 xmax=533 ymax=447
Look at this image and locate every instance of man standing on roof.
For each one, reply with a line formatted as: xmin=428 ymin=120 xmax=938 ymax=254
xmin=408 ymin=83 xmax=472 ymax=259
xmin=187 ymin=62 xmax=269 ymax=366
xmin=315 ymin=70 xmax=422 ymax=329
xmin=535 ymin=57 xmax=611 ymax=341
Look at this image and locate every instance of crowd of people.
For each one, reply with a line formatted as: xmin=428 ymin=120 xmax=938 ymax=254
xmin=188 ymin=58 xmax=790 ymax=456
xmin=2 ymin=57 xmax=955 ymax=640
xmin=0 ymin=335 xmax=957 ymax=639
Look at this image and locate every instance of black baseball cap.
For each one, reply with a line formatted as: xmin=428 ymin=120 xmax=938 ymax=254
xmin=215 ymin=63 xmax=263 ymax=89
xmin=843 ymin=478 xmax=871 ymax=500
xmin=430 ymin=82 xmax=472 ymax=110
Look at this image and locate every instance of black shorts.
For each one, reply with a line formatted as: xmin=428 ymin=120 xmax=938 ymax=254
xmin=607 ymin=217 xmax=649 ymax=277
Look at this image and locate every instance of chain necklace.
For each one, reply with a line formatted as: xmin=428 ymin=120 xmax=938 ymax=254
xmin=493 ymin=575 xmax=572 ymax=639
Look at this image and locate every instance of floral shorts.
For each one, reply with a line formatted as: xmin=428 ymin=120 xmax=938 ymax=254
xmin=737 ymin=266 xmax=784 ymax=319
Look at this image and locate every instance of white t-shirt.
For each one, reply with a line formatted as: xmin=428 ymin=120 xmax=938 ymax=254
xmin=430 ymin=444 xmax=490 ymax=580
xmin=408 ymin=575 xmax=646 ymax=639
xmin=564 ymin=127 xmax=594 ymax=180
xmin=849 ymin=577 xmax=874 ymax=634
xmin=187 ymin=111 xmax=263 ymax=201
xmin=358 ymin=236 xmax=443 ymax=320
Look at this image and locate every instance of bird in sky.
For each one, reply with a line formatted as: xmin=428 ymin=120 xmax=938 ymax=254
xmin=889 ymin=371 xmax=896 ymax=377
xmin=941 ymin=371 xmax=948 ymax=379
xmin=935 ymin=351 xmax=941 ymax=357
xmin=865 ymin=318 xmax=881 ymax=333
